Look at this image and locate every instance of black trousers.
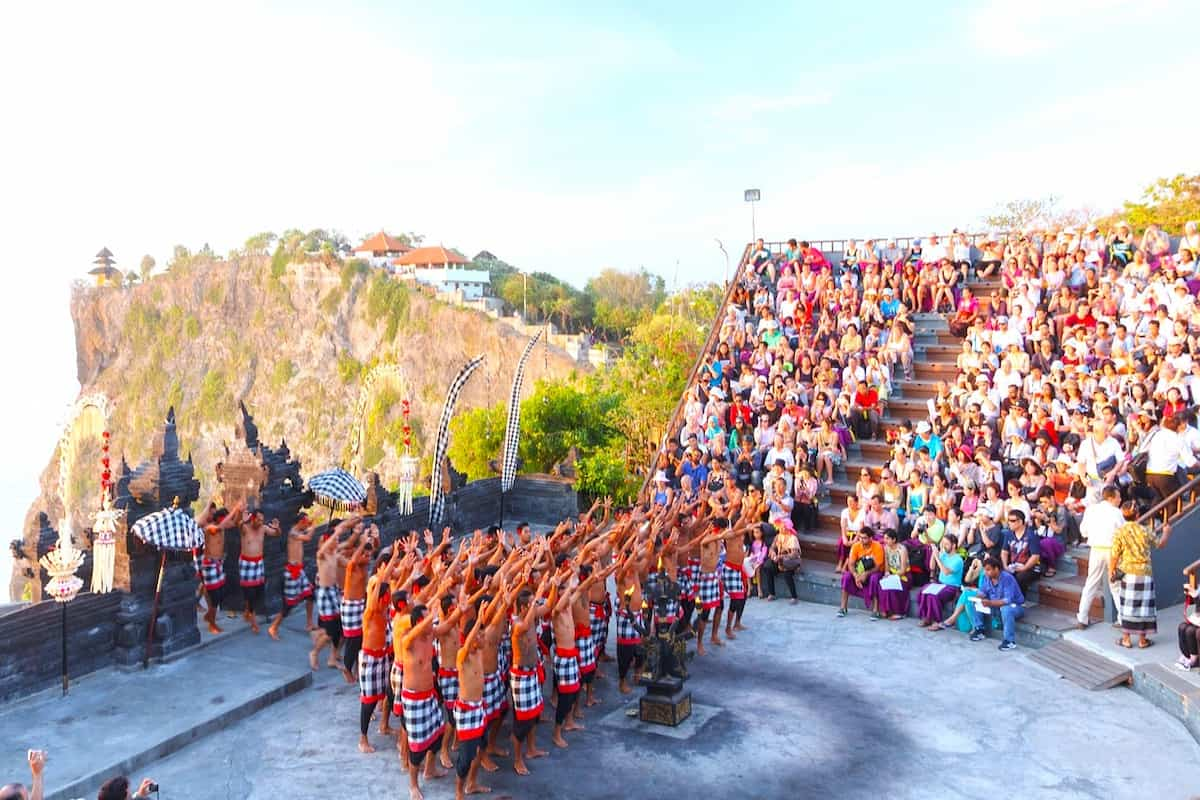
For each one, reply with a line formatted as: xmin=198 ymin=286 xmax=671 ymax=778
xmin=1179 ymin=622 xmax=1200 ymax=658
xmin=617 ymin=642 xmax=641 ymax=681
xmin=1146 ymin=473 xmax=1180 ymax=505
xmin=761 ymin=561 xmax=797 ymax=599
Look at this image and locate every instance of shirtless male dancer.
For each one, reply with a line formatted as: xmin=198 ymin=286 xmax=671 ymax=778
xmin=510 ymin=570 xmax=552 ymax=775
xmin=693 ymin=518 xmax=727 ymax=655
xmin=357 ymin=549 xmax=396 ymax=754
xmin=196 ymin=501 xmax=242 ymax=634
xmin=401 ymin=602 xmax=450 ymax=800
xmin=268 ymin=513 xmax=316 ymax=640
xmin=341 ymin=524 xmax=377 ymax=678
xmin=309 ymin=518 xmax=358 ymax=679
xmin=717 ymin=518 xmax=752 ymax=639
xmin=453 ymin=597 xmax=494 ymax=800
xmin=239 ymin=511 xmax=282 ymax=634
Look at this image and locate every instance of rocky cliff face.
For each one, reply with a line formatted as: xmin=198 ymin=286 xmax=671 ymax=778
xmin=27 ymin=256 xmax=581 ymax=537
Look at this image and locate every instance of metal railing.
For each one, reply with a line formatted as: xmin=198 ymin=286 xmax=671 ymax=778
xmin=1139 ymin=472 xmax=1200 ymax=530
xmin=638 ymin=243 xmax=751 ymax=501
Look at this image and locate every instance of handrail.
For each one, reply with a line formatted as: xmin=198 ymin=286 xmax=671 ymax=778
xmin=639 ymin=243 xmax=752 ymax=501
xmin=1138 ymin=472 xmax=1200 ymax=530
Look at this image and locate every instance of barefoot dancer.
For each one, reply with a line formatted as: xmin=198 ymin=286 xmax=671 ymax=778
xmin=718 ymin=519 xmax=753 ymax=639
xmin=549 ymin=562 xmax=585 ymax=748
xmin=238 ymin=511 xmax=282 ymax=634
xmin=694 ymin=519 xmax=728 ymax=655
xmin=356 ymin=551 xmax=394 ymax=754
xmin=268 ymin=513 xmax=315 ymax=640
xmin=401 ymin=601 xmax=449 ymax=800
xmin=310 ymin=519 xmax=356 ymax=679
xmin=454 ymin=598 xmax=493 ymax=800
xmin=510 ymin=571 xmax=552 ymax=775
xmin=341 ymin=528 xmax=374 ymax=677
xmin=197 ymin=502 xmax=241 ymax=635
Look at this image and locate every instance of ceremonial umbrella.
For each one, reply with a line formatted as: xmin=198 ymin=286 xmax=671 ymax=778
xmin=131 ymin=503 xmax=205 ymax=668
xmin=307 ymin=467 xmax=368 ymax=535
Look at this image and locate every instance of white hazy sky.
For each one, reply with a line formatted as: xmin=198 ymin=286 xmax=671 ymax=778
xmin=1 ymin=0 xmax=1198 ymax=596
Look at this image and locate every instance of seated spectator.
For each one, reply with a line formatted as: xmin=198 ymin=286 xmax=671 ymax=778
xmin=921 ymin=533 xmax=964 ymax=629
xmin=1 ymin=749 xmax=45 ymax=800
xmin=762 ymin=520 xmax=802 ymax=604
xmin=837 ymin=493 xmax=866 ymax=573
xmin=970 ymin=556 xmax=1025 ymax=651
xmin=837 ymin=528 xmax=884 ymax=618
xmin=97 ymin=776 xmax=158 ymax=800
xmin=874 ymin=528 xmax=911 ymax=621
xmin=1001 ymin=509 xmax=1042 ymax=593
xmin=940 ymin=560 xmax=984 ymax=634
xmin=1178 ymin=558 xmax=1200 ymax=670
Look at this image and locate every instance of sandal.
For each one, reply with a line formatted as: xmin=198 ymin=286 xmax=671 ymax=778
xmin=928 ymin=623 xmax=943 ymax=632
xmin=1044 ymin=568 xmax=1056 ymax=578
xmin=836 ymin=608 xmax=847 ymax=618
xmin=1138 ymin=639 xmax=1152 ymax=649
xmin=1116 ymin=638 xmax=1132 ymax=649
xmin=870 ymin=612 xmax=882 ymax=620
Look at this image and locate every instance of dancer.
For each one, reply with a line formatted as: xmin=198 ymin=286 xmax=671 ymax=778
xmin=268 ymin=513 xmax=315 ymax=640
xmin=309 ymin=518 xmax=356 ymax=680
xmin=238 ymin=510 xmax=282 ymax=633
xmin=197 ymin=501 xmax=241 ymax=635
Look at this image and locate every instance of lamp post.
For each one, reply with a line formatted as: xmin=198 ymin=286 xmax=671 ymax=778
xmin=715 ymin=239 xmax=730 ymax=287
xmin=40 ymin=523 xmax=85 ymax=696
xmin=743 ymin=189 xmax=761 ymax=244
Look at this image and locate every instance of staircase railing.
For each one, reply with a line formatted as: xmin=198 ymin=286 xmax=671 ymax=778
xmin=639 ymin=244 xmax=751 ymax=501
xmin=1142 ymin=472 xmax=1200 ymax=609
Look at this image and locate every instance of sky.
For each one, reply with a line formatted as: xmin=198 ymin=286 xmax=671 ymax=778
xmin=1 ymin=0 xmax=1198 ymax=596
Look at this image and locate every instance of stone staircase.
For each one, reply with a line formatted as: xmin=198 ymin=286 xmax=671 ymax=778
xmin=789 ymin=277 xmax=1098 ymax=627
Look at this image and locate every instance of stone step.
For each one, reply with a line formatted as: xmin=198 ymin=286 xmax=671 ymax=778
xmin=889 ymin=379 xmax=944 ymax=400
xmin=914 ymin=343 xmax=961 ymax=360
xmin=913 ymin=362 xmax=963 ymax=380
xmin=885 ymin=397 xmax=930 ymax=417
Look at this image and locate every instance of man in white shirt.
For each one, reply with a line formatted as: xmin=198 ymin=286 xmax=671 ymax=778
xmin=923 ymin=233 xmax=947 ymax=264
xmin=1143 ymin=414 xmax=1199 ymax=502
xmin=764 ymin=434 xmax=795 ymax=476
xmin=1076 ymin=485 xmax=1126 ymax=628
xmin=1078 ymin=422 xmax=1126 ymax=503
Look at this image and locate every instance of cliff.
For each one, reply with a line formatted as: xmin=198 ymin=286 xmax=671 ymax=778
xmin=27 ymin=256 xmax=582 ymax=536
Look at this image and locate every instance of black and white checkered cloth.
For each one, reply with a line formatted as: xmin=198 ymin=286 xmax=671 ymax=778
xmin=238 ymin=556 xmax=265 ymax=587
xmin=283 ymin=564 xmax=312 ymax=606
xmin=696 ymin=570 xmax=722 ymax=609
xmin=390 ymin=661 xmax=405 ymax=717
xmin=553 ymin=647 xmax=581 ymax=692
xmin=575 ymin=625 xmax=597 ymax=675
xmin=307 ymin=468 xmax=367 ymax=512
xmin=721 ymin=562 xmax=747 ymax=600
xmin=483 ymin=670 xmax=509 ymax=722
xmin=198 ymin=556 xmax=225 ymax=590
xmin=453 ymin=699 xmax=487 ymax=740
xmin=616 ymin=609 xmax=642 ymax=644
xmin=1118 ymin=573 xmax=1157 ymax=625
xmin=402 ymin=688 xmax=446 ymax=752
xmin=502 ymin=330 xmax=542 ymax=492
xmin=358 ymin=647 xmax=391 ymax=704
xmin=429 ymin=354 xmax=486 ymax=527
xmin=510 ymin=665 xmax=544 ymax=720
xmin=131 ymin=507 xmax=205 ymax=551
xmin=315 ymin=586 xmax=341 ymax=621
xmin=437 ymin=667 xmax=459 ymax=707
xmin=589 ymin=599 xmax=608 ymax=652
xmin=340 ymin=597 xmax=366 ymax=637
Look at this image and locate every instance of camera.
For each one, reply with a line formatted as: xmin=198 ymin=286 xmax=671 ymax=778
xmin=148 ymin=784 xmax=160 ymax=793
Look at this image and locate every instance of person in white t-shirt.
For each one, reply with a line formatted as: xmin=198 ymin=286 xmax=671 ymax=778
xmin=1078 ymin=422 xmax=1126 ymax=502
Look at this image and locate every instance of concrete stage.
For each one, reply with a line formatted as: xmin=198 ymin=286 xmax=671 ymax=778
xmin=5 ymin=596 xmax=1198 ymax=800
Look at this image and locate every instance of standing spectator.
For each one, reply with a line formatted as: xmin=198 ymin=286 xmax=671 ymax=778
xmin=1140 ymin=413 xmax=1198 ymax=503
xmin=0 ymin=749 xmax=45 ymax=800
xmin=1110 ymin=506 xmax=1174 ymax=649
xmin=1076 ymin=485 xmax=1126 ymax=629
xmin=969 ymin=556 xmax=1025 ymax=651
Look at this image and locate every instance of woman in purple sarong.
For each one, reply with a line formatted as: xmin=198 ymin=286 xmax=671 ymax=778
xmin=920 ymin=534 xmax=964 ymax=629
xmin=873 ymin=529 xmax=910 ymax=620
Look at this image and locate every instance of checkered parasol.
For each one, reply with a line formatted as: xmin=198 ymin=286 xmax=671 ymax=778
xmin=308 ymin=467 xmax=368 ymax=512
xmin=130 ymin=506 xmax=205 ymax=551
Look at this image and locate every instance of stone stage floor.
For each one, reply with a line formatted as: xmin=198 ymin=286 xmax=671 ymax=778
xmin=116 ymin=598 xmax=1199 ymax=800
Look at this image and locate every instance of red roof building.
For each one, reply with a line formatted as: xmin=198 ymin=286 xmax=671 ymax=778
xmin=353 ymin=232 xmax=413 ymax=258
xmin=393 ymin=246 xmax=470 ymax=268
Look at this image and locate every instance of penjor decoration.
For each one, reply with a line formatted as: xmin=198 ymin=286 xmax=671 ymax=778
xmin=499 ymin=331 xmax=542 ymax=526
xmin=396 ymin=398 xmax=418 ymax=515
xmin=90 ymin=430 xmax=122 ymax=593
xmin=41 ymin=517 xmax=85 ymax=696
xmin=429 ymin=354 xmax=486 ymax=527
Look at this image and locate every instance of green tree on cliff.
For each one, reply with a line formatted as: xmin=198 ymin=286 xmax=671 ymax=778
xmin=139 ymin=254 xmax=156 ymax=282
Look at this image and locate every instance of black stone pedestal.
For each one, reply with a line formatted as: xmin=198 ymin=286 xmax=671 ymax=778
xmin=638 ymin=676 xmax=692 ymax=726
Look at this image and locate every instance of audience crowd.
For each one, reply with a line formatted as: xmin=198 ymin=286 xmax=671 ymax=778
xmin=650 ymin=221 xmax=1200 ymax=655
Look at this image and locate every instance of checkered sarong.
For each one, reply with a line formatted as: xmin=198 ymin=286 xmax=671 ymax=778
xmin=402 ymin=687 xmax=446 ymax=752
xmin=283 ymin=563 xmax=312 ymax=606
xmin=575 ymin=624 xmax=596 ymax=675
xmin=1118 ymin=574 xmax=1158 ymax=632
xmin=483 ymin=670 xmax=508 ymax=722
xmin=616 ymin=609 xmax=642 ymax=645
xmin=696 ymin=570 xmax=722 ymax=610
xmin=437 ymin=667 xmax=459 ymax=707
xmin=454 ymin=699 xmax=487 ymax=741
xmin=198 ymin=556 xmax=225 ymax=591
xmin=238 ymin=555 xmax=265 ymax=588
xmin=721 ymin=562 xmax=746 ymax=601
xmin=510 ymin=665 xmax=544 ymax=720
xmin=340 ymin=597 xmax=366 ymax=637
xmin=589 ymin=599 xmax=608 ymax=652
xmin=553 ymin=647 xmax=581 ymax=693
xmin=390 ymin=661 xmax=405 ymax=716
xmin=358 ymin=647 xmax=391 ymax=704
xmin=315 ymin=586 xmax=340 ymax=621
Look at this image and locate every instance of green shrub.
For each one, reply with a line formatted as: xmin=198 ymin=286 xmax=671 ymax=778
xmin=320 ymin=287 xmax=343 ymax=315
xmin=270 ymin=247 xmax=289 ymax=279
xmin=337 ymin=354 xmax=362 ymax=384
xmin=198 ymin=369 xmax=227 ymax=421
xmin=270 ymin=359 xmax=297 ymax=391
xmin=184 ymin=314 xmax=201 ymax=338
xmin=365 ymin=272 xmax=410 ymax=340
xmin=341 ymin=259 xmax=369 ymax=291
xmin=205 ymin=283 xmax=225 ymax=305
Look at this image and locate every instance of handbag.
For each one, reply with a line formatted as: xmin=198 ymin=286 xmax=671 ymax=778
xmin=1129 ymin=429 xmax=1157 ymax=484
xmin=778 ymin=551 xmax=803 ymax=571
